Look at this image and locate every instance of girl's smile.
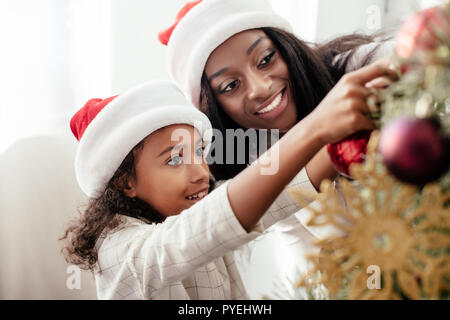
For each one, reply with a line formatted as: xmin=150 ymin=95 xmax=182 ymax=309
xmin=123 ymin=124 xmax=211 ymax=217
xmin=185 ymin=187 xmax=209 ymax=202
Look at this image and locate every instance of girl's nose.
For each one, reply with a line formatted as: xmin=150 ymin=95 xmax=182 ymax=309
xmin=246 ymin=71 xmax=272 ymax=101
xmin=189 ymin=163 xmax=210 ymax=184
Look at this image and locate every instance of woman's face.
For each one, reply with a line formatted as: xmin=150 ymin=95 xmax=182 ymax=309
xmin=126 ymin=124 xmax=210 ymax=217
xmin=204 ymin=29 xmax=297 ymax=132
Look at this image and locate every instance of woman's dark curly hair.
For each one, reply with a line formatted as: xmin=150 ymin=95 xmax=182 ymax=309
xmin=200 ymin=28 xmax=389 ymax=181
xmin=60 ymin=141 xmax=165 ymax=271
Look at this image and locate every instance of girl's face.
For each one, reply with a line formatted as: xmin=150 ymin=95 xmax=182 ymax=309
xmin=204 ymin=29 xmax=297 ymax=133
xmin=125 ymin=124 xmax=210 ymax=217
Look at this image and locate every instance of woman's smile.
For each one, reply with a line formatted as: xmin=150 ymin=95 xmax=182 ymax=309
xmin=205 ymin=29 xmax=297 ymax=132
xmin=253 ymin=86 xmax=288 ymax=120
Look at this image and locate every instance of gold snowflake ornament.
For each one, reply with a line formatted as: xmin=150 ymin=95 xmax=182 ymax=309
xmin=289 ymin=131 xmax=450 ymax=300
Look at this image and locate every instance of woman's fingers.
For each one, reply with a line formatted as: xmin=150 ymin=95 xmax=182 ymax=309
xmin=366 ymin=93 xmax=383 ymax=113
xmin=345 ymin=58 xmax=399 ymax=118
xmin=353 ymin=97 xmax=373 ymax=114
xmin=347 ymin=57 xmax=397 ymax=85
xmin=358 ymin=114 xmax=377 ymax=131
xmin=365 ymin=76 xmax=393 ymax=89
xmin=344 ymin=84 xmax=372 ymax=99
xmin=311 ymin=58 xmax=398 ymax=143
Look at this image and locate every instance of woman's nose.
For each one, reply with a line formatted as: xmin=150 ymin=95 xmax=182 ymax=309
xmin=246 ymin=71 xmax=272 ymax=101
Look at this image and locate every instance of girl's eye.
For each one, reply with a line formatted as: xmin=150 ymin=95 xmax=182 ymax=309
xmin=258 ymin=50 xmax=276 ymax=68
xmin=220 ymin=79 xmax=240 ymax=94
xmin=167 ymin=154 xmax=182 ymax=166
xmin=195 ymin=146 xmax=205 ymax=158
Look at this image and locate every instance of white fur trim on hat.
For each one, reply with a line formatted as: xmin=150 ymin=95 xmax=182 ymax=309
xmin=75 ymin=80 xmax=212 ymax=198
xmin=167 ymin=0 xmax=293 ymax=107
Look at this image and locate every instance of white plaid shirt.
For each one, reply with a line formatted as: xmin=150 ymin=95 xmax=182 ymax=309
xmin=94 ymin=168 xmax=316 ymax=300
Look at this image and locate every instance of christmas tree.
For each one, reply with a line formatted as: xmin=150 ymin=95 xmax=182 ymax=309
xmin=291 ymin=2 xmax=450 ymax=300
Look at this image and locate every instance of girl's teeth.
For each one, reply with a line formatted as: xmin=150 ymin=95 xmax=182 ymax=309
xmin=187 ymin=191 xmax=207 ymax=200
xmin=257 ymin=92 xmax=283 ymax=114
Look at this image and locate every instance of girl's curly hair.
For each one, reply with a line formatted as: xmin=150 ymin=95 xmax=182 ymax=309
xmin=60 ymin=141 xmax=165 ymax=271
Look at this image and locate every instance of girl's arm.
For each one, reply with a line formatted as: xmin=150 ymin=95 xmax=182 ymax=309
xmin=100 ymin=60 xmax=393 ymax=296
xmin=101 ymin=171 xmax=313 ymax=298
xmin=305 ymin=146 xmax=338 ymax=192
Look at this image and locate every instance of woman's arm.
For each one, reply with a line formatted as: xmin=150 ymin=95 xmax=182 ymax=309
xmin=228 ymin=58 xmax=395 ymax=232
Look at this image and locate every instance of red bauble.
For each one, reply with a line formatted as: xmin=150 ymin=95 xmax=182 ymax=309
xmin=327 ymin=130 xmax=372 ymax=177
xmin=396 ymin=6 xmax=450 ymax=59
xmin=377 ymin=117 xmax=449 ymax=185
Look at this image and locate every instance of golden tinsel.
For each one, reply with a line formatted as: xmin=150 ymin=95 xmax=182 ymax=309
xmin=289 ymin=131 xmax=450 ymax=300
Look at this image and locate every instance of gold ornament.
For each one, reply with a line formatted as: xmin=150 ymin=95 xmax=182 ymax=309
xmin=289 ymin=131 xmax=450 ymax=299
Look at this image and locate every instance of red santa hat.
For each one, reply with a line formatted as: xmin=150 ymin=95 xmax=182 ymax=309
xmin=159 ymin=0 xmax=293 ymax=108
xmin=70 ymin=80 xmax=212 ymax=198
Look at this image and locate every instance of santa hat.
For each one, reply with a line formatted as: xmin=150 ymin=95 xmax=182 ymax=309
xmin=70 ymin=80 xmax=212 ymax=198
xmin=159 ymin=0 xmax=293 ymax=108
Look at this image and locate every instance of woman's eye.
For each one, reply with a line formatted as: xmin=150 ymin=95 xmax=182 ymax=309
xmin=258 ymin=50 xmax=276 ymax=68
xmin=220 ymin=80 xmax=240 ymax=94
xmin=167 ymin=154 xmax=182 ymax=166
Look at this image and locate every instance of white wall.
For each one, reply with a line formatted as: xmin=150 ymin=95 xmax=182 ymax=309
xmin=68 ymin=0 xmax=112 ymax=111
xmin=270 ymin=0 xmax=320 ymax=43
xmin=110 ymin=0 xmax=187 ymax=93
xmin=310 ymin=0 xmax=445 ymax=43
xmin=312 ymin=0 xmax=425 ymax=42
xmin=315 ymin=0 xmax=385 ymax=42
xmin=108 ymin=0 xmax=440 ymax=94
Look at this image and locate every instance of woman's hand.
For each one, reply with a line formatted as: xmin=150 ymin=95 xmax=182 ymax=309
xmin=365 ymin=56 xmax=399 ymax=90
xmin=306 ymin=58 xmax=397 ymax=145
xmin=226 ymin=59 xmax=398 ymax=232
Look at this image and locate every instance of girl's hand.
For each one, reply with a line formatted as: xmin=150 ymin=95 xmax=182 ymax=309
xmin=307 ymin=58 xmax=397 ymax=145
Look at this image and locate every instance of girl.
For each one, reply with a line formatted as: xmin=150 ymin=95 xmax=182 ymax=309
xmin=62 ymin=73 xmax=388 ymax=299
xmin=159 ymin=0 xmax=396 ymax=297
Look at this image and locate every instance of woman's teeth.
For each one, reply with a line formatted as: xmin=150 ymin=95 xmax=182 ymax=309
xmin=186 ymin=190 xmax=208 ymax=200
xmin=256 ymin=91 xmax=283 ymax=114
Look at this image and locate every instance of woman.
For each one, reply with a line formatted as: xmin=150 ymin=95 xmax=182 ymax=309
xmin=159 ymin=0 xmax=396 ymax=298
xmin=160 ymin=0 xmax=394 ymax=183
